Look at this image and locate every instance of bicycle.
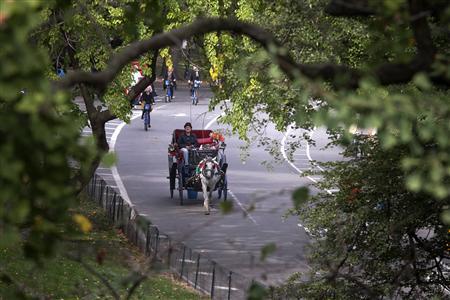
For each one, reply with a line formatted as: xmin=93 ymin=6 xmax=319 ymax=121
xmin=164 ymin=79 xmax=172 ymax=103
xmin=143 ymin=103 xmax=151 ymax=131
xmin=191 ymin=79 xmax=201 ymax=105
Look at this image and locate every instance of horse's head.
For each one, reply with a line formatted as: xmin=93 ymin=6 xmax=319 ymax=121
xmin=200 ymin=156 xmax=219 ymax=180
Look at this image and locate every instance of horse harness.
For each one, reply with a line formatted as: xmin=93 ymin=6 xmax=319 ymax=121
xmin=196 ymin=158 xmax=224 ymax=180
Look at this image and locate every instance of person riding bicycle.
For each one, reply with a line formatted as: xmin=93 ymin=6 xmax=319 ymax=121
xmin=140 ymin=86 xmax=155 ymax=121
xmin=189 ymin=67 xmax=200 ymax=92
xmin=177 ymin=122 xmax=198 ymax=166
xmin=188 ymin=67 xmax=200 ymax=85
xmin=188 ymin=68 xmax=201 ymax=105
xmin=163 ymin=68 xmax=176 ymax=101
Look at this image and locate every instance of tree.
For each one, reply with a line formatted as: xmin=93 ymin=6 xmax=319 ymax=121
xmin=278 ymin=137 xmax=449 ymax=298
xmin=1 ymin=0 xmax=449 ymax=298
xmin=0 ymin=0 xmax=97 ymax=260
xmin=35 ymin=0 xmax=168 ymax=187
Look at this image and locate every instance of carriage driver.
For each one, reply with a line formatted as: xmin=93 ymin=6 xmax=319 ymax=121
xmin=177 ymin=122 xmax=198 ymax=166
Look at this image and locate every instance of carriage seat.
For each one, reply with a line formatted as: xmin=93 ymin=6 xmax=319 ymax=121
xmin=197 ymin=137 xmax=214 ymax=145
xmin=172 ymin=129 xmax=214 ymax=145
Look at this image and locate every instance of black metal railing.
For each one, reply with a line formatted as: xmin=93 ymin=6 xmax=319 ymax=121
xmin=85 ymin=173 xmax=252 ymax=299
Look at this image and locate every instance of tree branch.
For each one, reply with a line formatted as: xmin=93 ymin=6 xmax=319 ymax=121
xmin=434 ymin=257 xmax=450 ymax=290
xmin=325 ymin=0 xmax=375 ymax=17
xmin=0 ymin=267 xmax=48 ymax=299
xmin=409 ymin=0 xmax=435 ymax=61
xmin=79 ymin=84 xmax=97 ymax=120
xmin=66 ymin=253 xmax=120 ymax=300
xmin=57 ymin=16 xmax=448 ymax=94
xmin=54 ymin=19 xmax=264 ymax=89
xmin=125 ymin=272 xmax=149 ymax=300
xmin=337 ymin=273 xmax=380 ymax=298
xmin=56 ymin=17 xmax=358 ymax=90
xmin=125 ymin=49 xmax=159 ymax=104
xmin=98 ymin=49 xmax=160 ymax=124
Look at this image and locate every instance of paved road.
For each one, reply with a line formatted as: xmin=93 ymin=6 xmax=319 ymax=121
xmin=107 ymin=85 xmax=341 ymax=285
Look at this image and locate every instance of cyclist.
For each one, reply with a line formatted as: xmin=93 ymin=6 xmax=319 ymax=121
xmin=188 ymin=66 xmax=200 ymax=84
xmin=163 ymin=68 xmax=176 ymax=102
xmin=140 ymin=86 xmax=155 ymax=128
xmin=188 ymin=67 xmax=201 ymax=105
xmin=192 ymin=76 xmax=202 ymax=105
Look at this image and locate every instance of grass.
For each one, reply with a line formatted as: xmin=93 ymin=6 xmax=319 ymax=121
xmin=0 ymin=196 xmax=208 ymax=300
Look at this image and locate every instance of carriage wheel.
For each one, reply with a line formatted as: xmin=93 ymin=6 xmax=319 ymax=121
xmin=223 ymin=176 xmax=228 ymax=201
xmin=169 ymin=163 xmax=177 ymax=199
xmin=218 ymin=163 xmax=228 ymax=200
xmin=217 ymin=175 xmax=228 ymax=200
xmin=178 ymin=168 xmax=184 ymax=205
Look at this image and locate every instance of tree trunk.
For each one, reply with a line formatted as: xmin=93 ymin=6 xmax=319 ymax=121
xmin=73 ymin=51 xmax=159 ymax=193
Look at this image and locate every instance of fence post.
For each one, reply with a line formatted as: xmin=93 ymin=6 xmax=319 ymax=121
xmin=105 ymin=186 xmax=109 ymax=217
xmin=186 ymin=247 xmax=191 ymax=283
xmin=195 ymin=254 xmax=200 ymax=288
xmin=88 ymin=177 xmax=92 ymax=197
xmin=134 ymin=219 xmax=138 ymax=246
xmin=128 ymin=208 xmax=133 ymax=242
xmin=97 ymin=178 xmax=100 ymax=203
xmin=93 ymin=174 xmax=97 ymax=201
xmin=145 ymin=224 xmax=151 ymax=256
xmin=119 ymin=197 xmax=123 ymax=223
xmin=211 ymin=262 xmax=216 ymax=299
xmin=120 ymin=198 xmax=125 ymax=226
xmin=112 ymin=193 xmax=117 ymax=222
xmin=228 ymin=271 xmax=232 ymax=300
xmin=154 ymin=227 xmax=159 ymax=258
xmin=167 ymin=240 xmax=172 ymax=269
xmin=99 ymin=180 xmax=104 ymax=207
xmin=180 ymin=245 xmax=186 ymax=280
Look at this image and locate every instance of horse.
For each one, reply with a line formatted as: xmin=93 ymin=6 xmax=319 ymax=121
xmin=198 ymin=156 xmax=223 ymax=215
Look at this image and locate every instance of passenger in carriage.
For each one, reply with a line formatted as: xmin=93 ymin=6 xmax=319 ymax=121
xmin=177 ymin=122 xmax=198 ymax=166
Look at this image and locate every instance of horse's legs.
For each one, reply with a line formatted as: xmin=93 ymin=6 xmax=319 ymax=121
xmin=208 ymin=188 xmax=213 ymax=207
xmin=202 ymin=181 xmax=210 ymax=215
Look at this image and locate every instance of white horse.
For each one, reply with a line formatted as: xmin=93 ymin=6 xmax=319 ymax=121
xmin=198 ymin=157 xmax=222 ymax=215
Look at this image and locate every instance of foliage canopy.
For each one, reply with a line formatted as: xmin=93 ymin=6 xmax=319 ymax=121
xmin=1 ymin=0 xmax=449 ymax=298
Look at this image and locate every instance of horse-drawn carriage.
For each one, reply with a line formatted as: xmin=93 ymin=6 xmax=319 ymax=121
xmin=168 ymin=129 xmax=228 ymax=213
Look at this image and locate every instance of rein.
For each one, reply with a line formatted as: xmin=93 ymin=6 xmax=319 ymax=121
xmin=197 ymin=158 xmax=221 ymax=179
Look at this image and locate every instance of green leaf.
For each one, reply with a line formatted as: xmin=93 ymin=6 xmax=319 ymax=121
xmin=384 ymin=0 xmax=404 ymax=11
xmin=440 ymin=209 xmax=450 ymax=225
xmin=406 ymin=174 xmax=422 ymax=192
xmin=260 ymin=243 xmax=276 ymax=261
xmin=413 ymin=73 xmax=432 ymax=90
xmin=0 ymin=227 xmax=20 ymax=249
xmin=292 ymin=187 xmax=309 ymax=209
xmin=101 ymin=152 xmax=117 ymax=168
xmin=219 ymin=201 xmax=233 ymax=214
xmin=13 ymin=200 xmax=30 ymax=223
xmin=247 ymin=282 xmax=268 ymax=300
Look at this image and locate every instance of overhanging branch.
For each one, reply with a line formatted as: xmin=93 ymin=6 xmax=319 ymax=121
xmin=57 ymin=17 xmax=449 ymax=92
xmin=325 ymin=0 xmax=375 ymax=17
